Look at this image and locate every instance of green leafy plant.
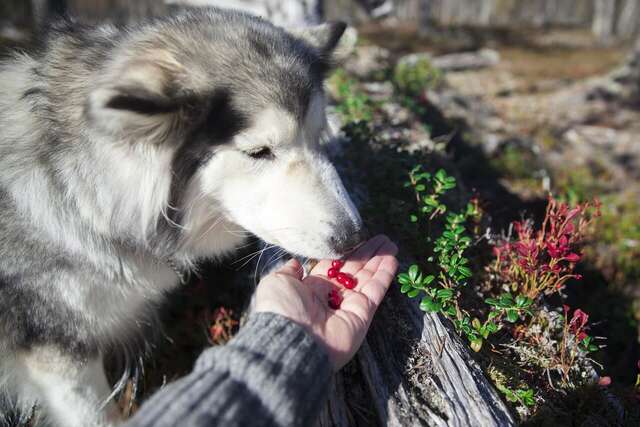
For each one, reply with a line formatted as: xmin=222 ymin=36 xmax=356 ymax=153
xmin=398 ymin=166 xmax=491 ymax=350
xmin=393 ymin=56 xmax=442 ymax=98
xmin=485 ymin=293 xmax=534 ymax=324
xmin=496 ymin=383 xmax=536 ymax=408
xmin=329 ymin=69 xmax=374 ymax=125
xmin=393 ymin=57 xmax=442 ymax=116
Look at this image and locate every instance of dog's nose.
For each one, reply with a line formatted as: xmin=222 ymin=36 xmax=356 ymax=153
xmin=330 ymin=223 xmax=368 ymax=255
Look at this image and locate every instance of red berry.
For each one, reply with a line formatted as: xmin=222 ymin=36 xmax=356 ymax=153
xmin=328 ymin=290 xmax=342 ymax=309
xmin=327 ymin=267 xmax=339 ymax=279
xmin=331 ymin=260 xmax=345 ymax=269
xmin=337 ymin=272 xmax=357 ymax=289
xmin=343 ymin=276 xmax=357 ymax=289
xmin=336 ymin=272 xmax=348 ymax=284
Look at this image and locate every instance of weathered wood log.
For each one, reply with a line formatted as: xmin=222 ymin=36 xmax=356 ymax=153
xmin=592 ymin=0 xmax=620 ymax=42
xmin=317 ymin=288 xmax=515 ymax=426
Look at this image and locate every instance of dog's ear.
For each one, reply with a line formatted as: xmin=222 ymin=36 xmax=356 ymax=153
xmin=86 ymin=51 xmax=186 ymax=141
xmin=290 ymin=22 xmax=357 ymax=67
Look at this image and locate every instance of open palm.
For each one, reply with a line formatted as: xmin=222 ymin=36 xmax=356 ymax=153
xmin=254 ymin=235 xmax=399 ymax=370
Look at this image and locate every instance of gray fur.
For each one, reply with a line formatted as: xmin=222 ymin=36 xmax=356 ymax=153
xmin=0 ymin=8 xmax=359 ymax=426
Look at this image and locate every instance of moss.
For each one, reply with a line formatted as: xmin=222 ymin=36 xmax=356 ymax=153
xmin=328 ymin=69 xmax=375 ymax=124
xmin=393 ymin=57 xmax=442 ymax=98
xmin=554 ymin=165 xmax=609 ymax=204
xmin=490 ymin=144 xmax=538 ymax=180
xmin=593 ymin=193 xmax=640 ymax=284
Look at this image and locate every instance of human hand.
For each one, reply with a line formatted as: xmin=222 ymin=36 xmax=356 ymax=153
xmin=254 ymin=235 xmax=399 ymax=370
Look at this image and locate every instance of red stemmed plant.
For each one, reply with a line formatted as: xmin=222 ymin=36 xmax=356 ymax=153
xmin=491 ymin=196 xmax=600 ymax=300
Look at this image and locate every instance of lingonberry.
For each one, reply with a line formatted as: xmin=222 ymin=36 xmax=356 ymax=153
xmin=337 ymin=272 xmax=356 ymax=289
xmin=332 ymin=260 xmax=345 ymax=269
xmin=328 ymin=289 xmax=342 ymax=309
xmin=327 ymin=267 xmax=339 ymax=279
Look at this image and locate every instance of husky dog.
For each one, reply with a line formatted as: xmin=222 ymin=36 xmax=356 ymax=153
xmin=0 ymin=8 xmax=362 ymax=426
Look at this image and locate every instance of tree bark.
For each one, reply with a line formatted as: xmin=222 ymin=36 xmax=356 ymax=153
xmin=616 ymin=0 xmax=640 ymax=39
xmin=592 ymin=0 xmax=620 ymax=41
xmin=317 ymin=288 xmax=515 ymax=426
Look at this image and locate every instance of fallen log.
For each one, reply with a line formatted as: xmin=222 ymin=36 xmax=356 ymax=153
xmin=317 ymin=288 xmax=515 ymax=426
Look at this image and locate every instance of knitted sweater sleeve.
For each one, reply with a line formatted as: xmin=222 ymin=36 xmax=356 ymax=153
xmin=123 ymin=312 xmax=332 ymax=427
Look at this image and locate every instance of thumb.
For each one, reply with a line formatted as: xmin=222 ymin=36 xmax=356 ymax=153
xmin=275 ymin=258 xmax=304 ymax=280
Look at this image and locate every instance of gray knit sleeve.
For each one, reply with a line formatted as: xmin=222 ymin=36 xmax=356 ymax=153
xmin=124 ymin=312 xmax=332 ymax=427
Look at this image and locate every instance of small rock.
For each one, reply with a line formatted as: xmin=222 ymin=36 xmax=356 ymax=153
xmin=344 ymin=45 xmax=391 ymax=79
xmin=380 ymin=102 xmax=411 ymax=126
xmin=362 ymin=81 xmax=394 ymax=101
xmin=432 ymin=49 xmax=500 ymax=72
xmin=396 ymin=52 xmax=434 ymax=69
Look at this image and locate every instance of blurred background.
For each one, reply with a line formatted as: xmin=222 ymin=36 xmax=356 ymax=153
xmin=1 ymin=1 xmax=639 ymax=425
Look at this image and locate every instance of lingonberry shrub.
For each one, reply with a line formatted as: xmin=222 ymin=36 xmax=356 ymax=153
xmin=398 ymin=167 xmax=488 ymax=350
xmin=489 ymin=196 xmax=601 ymax=300
xmin=399 ymin=165 xmax=602 ymax=352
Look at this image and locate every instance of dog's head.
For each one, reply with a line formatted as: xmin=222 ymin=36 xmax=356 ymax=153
xmin=85 ymin=10 xmax=363 ymax=260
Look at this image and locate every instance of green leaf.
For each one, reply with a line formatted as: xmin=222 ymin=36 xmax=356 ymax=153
xmin=415 ymin=184 xmax=426 ymax=192
xmin=506 ymin=309 xmax=519 ymax=323
xmin=470 ymin=337 xmax=483 ymax=352
xmin=397 ymin=274 xmax=410 ymax=285
xmin=423 ymin=196 xmax=439 ymax=207
xmin=408 ymin=264 xmax=419 ymax=281
xmin=458 ymin=266 xmax=472 ymax=278
xmin=410 ymin=214 xmax=418 ymax=223
xmin=471 ymin=318 xmax=482 ymax=331
xmin=517 ymin=389 xmax=535 ymax=407
xmin=400 ymin=283 xmax=412 ymax=293
xmin=435 ymin=169 xmax=447 ymax=182
xmin=420 ymin=296 xmax=442 ymax=313
xmin=515 ymin=295 xmax=527 ymax=307
xmin=424 ymin=274 xmax=435 ymax=285
xmin=442 ymin=182 xmax=456 ymax=190
xmin=407 ymin=289 xmax=421 ymax=298
xmin=436 ymin=288 xmax=454 ymax=299
xmin=486 ymin=322 xmax=498 ymax=333
xmin=485 ymin=298 xmax=499 ymax=307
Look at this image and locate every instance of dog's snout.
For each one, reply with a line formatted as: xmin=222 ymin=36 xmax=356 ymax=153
xmin=330 ymin=223 xmax=367 ymax=255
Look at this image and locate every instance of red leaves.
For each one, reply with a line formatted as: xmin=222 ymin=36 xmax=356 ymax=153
xmin=569 ymin=309 xmax=589 ymax=335
xmin=564 ymin=253 xmax=581 ymax=263
xmin=208 ymin=307 xmax=239 ymax=345
xmin=490 ymin=196 xmax=598 ymax=299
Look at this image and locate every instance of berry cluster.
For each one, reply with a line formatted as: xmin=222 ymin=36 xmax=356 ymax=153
xmin=326 ymin=260 xmax=357 ymax=310
xmin=327 ymin=260 xmax=357 ymax=289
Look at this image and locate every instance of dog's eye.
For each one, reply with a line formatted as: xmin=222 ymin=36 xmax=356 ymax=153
xmin=245 ymin=147 xmax=274 ymax=160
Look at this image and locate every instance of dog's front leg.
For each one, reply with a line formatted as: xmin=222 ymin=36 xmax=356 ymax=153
xmin=17 ymin=347 xmax=119 ymax=427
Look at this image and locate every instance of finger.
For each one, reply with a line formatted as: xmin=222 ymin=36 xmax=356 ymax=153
xmin=359 ymin=254 xmax=399 ymax=310
xmin=352 ymin=239 xmax=398 ymax=289
xmin=311 ymin=234 xmax=391 ymax=281
xmin=340 ymin=235 xmax=390 ymax=276
xmin=275 ymin=258 xmax=304 ymax=281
